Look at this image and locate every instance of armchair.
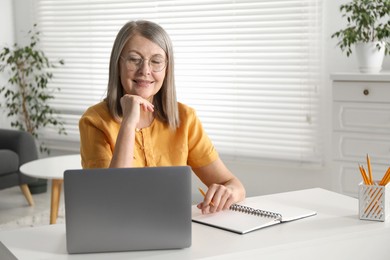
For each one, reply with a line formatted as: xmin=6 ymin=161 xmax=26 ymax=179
xmin=0 ymin=129 xmax=39 ymax=206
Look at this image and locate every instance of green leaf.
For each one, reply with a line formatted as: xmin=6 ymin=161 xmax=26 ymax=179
xmin=331 ymin=0 xmax=390 ymax=56
xmin=0 ymin=23 xmax=66 ymax=154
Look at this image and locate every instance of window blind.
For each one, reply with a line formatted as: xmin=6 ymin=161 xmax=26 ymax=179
xmin=33 ymin=0 xmax=323 ymax=163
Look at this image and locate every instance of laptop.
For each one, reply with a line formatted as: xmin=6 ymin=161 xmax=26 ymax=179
xmin=64 ymin=166 xmax=192 ymax=254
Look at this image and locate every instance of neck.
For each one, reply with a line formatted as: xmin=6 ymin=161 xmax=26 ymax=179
xmin=137 ymin=110 xmax=154 ymax=129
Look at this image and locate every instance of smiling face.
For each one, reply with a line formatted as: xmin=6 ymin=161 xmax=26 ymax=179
xmin=119 ymin=34 xmax=167 ymax=101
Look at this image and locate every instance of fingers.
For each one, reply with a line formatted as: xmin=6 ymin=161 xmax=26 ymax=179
xmin=139 ymin=101 xmax=154 ymax=112
xmin=199 ymin=184 xmax=235 ymax=214
xmin=121 ymin=95 xmax=154 ymax=112
xmin=119 ymin=95 xmax=154 ymax=129
xmin=120 ymin=95 xmax=154 ymax=122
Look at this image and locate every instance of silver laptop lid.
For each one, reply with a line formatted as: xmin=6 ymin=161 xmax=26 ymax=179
xmin=64 ymin=166 xmax=192 ymax=254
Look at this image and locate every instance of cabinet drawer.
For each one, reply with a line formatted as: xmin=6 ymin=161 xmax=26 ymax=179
xmin=333 ymin=82 xmax=390 ymax=102
xmin=332 ymin=132 xmax=390 ymax=164
xmin=333 ymin=102 xmax=390 ymax=133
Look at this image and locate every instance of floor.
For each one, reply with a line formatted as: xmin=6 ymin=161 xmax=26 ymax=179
xmin=0 ymin=182 xmax=63 ymax=227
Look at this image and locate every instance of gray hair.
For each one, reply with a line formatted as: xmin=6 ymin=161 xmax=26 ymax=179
xmin=106 ymin=20 xmax=179 ymax=129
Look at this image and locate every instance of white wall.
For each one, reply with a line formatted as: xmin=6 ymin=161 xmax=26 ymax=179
xmin=2 ymin=0 xmax=388 ymax=196
xmin=0 ymin=0 xmax=14 ymax=51
xmin=0 ymin=0 xmax=15 ymax=129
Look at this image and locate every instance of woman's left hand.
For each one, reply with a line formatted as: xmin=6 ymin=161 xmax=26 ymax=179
xmin=197 ymin=184 xmax=236 ymax=214
xmin=193 ymin=158 xmax=246 ymax=214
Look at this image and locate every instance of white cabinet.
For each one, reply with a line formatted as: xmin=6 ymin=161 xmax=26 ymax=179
xmin=331 ymin=73 xmax=390 ymax=197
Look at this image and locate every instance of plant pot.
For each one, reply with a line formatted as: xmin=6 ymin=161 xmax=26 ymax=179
xmin=355 ymin=41 xmax=385 ymax=73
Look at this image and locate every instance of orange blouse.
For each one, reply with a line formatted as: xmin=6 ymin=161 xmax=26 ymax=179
xmin=79 ymin=101 xmax=219 ymax=169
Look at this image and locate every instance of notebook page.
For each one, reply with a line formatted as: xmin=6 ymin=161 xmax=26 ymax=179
xmin=191 ymin=198 xmax=316 ymax=234
xmin=192 ymin=205 xmax=280 ymax=234
xmin=238 ymin=199 xmax=317 ymax=222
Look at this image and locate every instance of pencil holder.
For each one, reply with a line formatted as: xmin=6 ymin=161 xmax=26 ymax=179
xmin=358 ymin=182 xmax=390 ymax=221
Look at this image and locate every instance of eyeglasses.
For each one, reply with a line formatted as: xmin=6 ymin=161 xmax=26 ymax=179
xmin=120 ymin=55 xmax=167 ymax=72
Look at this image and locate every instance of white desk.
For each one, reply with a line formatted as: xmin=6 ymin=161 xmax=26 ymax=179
xmin=0 ymin=188 xmax=389 ymax=259
xmin=20 ymin=154 xmax=82 ymax=224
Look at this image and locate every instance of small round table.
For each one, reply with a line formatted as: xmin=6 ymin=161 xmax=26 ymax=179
xmin=20 ymin=154 xmax=82 ymax=224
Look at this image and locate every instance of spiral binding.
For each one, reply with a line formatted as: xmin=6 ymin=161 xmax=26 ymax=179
xmin=230 ymin=204 xmax=282 ymax=220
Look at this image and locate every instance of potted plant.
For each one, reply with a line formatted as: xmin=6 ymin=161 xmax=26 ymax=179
xmin=331 ymin=0 xmax=390 ymax=73
xmin=0 ymin=24 xmax=66 ymax=193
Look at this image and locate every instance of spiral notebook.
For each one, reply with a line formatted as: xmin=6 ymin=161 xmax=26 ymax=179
xmin=192 ymin=196 xmax=316 ymax=234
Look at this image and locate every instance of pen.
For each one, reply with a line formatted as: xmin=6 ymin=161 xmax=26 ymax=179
xmin=198 ymin=187 xmax=215 ymax=207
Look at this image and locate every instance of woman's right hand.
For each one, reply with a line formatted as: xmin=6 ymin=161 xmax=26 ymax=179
xmin=120 ymin=94 xmax=154 ymax=128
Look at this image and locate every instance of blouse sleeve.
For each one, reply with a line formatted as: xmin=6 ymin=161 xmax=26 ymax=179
xmin=79 ymin=105 xmax=117 ymax=168
xmin=185 ymin=106 xmax=219 ymax=168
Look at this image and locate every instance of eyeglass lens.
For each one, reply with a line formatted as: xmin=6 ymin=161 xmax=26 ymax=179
xmin=123 ymin=55 xmax=166 ymax=72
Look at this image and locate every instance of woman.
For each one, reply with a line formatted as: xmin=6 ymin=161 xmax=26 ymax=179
xmin=79 ymin=20 xmax=245 ymax=214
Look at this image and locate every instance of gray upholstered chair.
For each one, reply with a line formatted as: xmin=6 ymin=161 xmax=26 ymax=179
xmin=0 ymin=129 xmax=39 ymax=206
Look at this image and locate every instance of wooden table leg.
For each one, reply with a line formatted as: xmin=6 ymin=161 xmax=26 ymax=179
xmin=50 ymin=179 xmax=63 ymax=224
xmin=20 ymin=184 xmax=35 ymax=206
